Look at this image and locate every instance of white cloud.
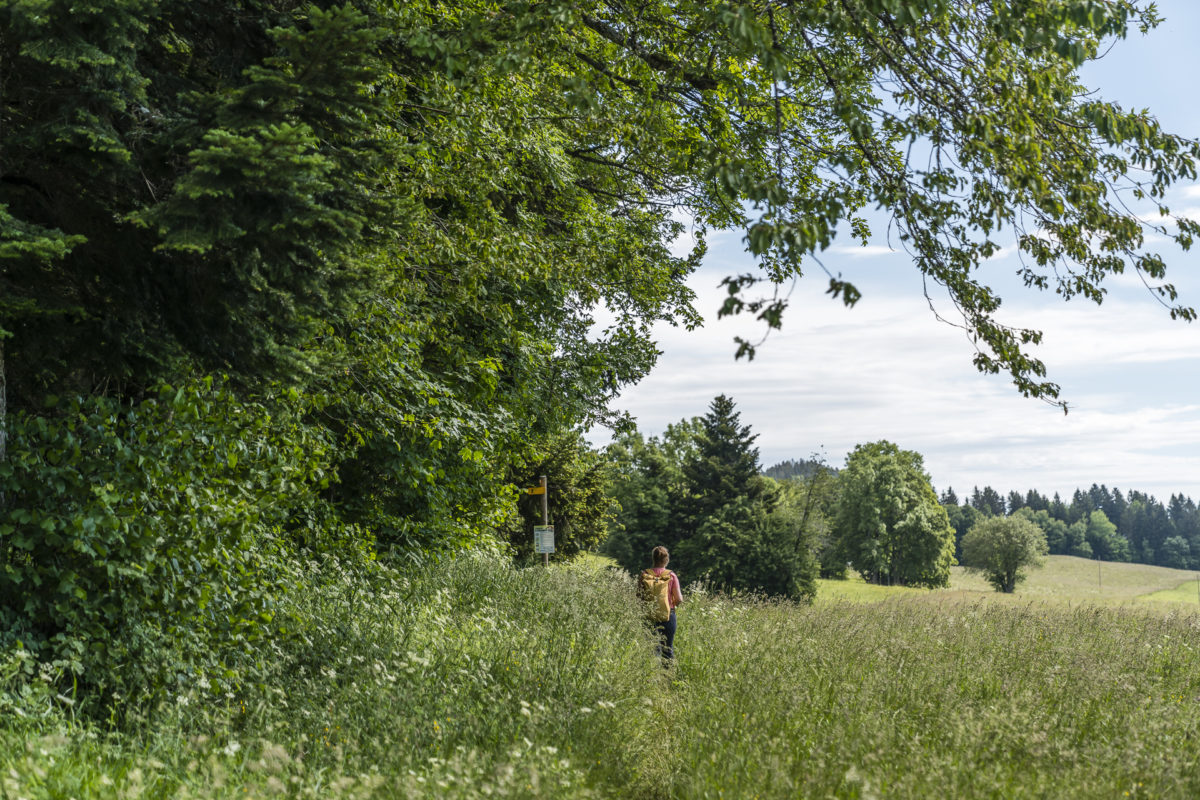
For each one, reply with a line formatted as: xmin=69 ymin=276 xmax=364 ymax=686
xmin=590 ymin=260 xmax=1200 ymax=502
xmin=827 ymin=244 xmax=897 ymax=258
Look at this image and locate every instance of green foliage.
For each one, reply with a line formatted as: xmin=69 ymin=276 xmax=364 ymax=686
xmin=834 ymin=440 xmax=956 ymax=588
xmin=1014 ymin=507 xmax=1072 ymax=556
xmin=0 ymin=381 xmax=349 ymax=698
xmin=1 ymin=0 xmax=699 ymax=565
xmin=5 ymin=0 xmax=1193 ymax=427
xmin=502 ymin=431 xmax=614 ymax=560
xmin=763 ymin=458 xmax=833 ymax=483
xmin=679 ymin=492 xmax=817 ymax=601
xmin=1084 ymin=509 xmax=1131 ymax=562
xmin=0 ymin=1 xmax=398 ymax=390
xmin=681 ymin=395 xmax=774 ymax=529
xmin=1 ymin=554 xmax=677 ymax=798
xmin=412 ymin=0 xmax=1200 ymax=405
xmin=970 ymin=486 xmax=1007 ymax=516
xmin=681 ymin=395 xmax=772 ymax=544
xmin=1160 ymin=536 xmax=1192 ymax=570
xmin=6 ymin=0 xmax=1200 ymax=745
xmin=943 ymin=499 xmax=985 ymax=561
xmin=770 ymin=462 xmax=843 ymax=580
xmin=608 ymin=399 xmax=818 ymax=599
xmin=602 ymin=420 xmax=698 ymax=572
xmin=961 ymin=516 xmax=1049 ymax=593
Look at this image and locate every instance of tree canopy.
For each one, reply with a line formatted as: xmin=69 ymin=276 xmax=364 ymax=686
xmin=399 ymin=0 xmax=1197 ymax=407
xmin=5 ymin=1 xmax=1199 ymax=410
xmin=961 ymin=515 xmax=1049 ymax=592
xmin=835 ymin=440 xmax=956 ymax=587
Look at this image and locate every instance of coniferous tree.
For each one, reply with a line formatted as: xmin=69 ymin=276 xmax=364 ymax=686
xmin=971 ymin=486 xmax=1006 ymax=517
xmin=1103 ymin=487 xmax=1128 ymax=523
xmin=604 ymin=422 xmax=700 ymax=572
xmin=681 ymin=395 xmax=775 ymax=531
xmin=1121 ymin=495 xmax=1171 ymax=565
xmin=1024 ymin=490 xmax=1051 ymax=513
xmin=1050 ymin=493 xmax=1069 ymax=522
xmin=664 ymin=396 xmax=817 ymax=600
xmin=1160 ymin=536 xmax=1191 ymax=569
xmin=944 ymin=502 xmax=984 ymax=563
xmin=1068 ymin=489 xmax=1095 ymax=524
xmin=1168 ymin=494 xmax=1200 ymax=567
xmin=764 ymin=458 xmax=833 ymax=483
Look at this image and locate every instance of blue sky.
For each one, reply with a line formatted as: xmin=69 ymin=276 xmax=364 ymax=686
xmin=591 ymin=1 xmax=1200 ymax=503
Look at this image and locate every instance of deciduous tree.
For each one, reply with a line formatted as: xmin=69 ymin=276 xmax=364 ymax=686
xmin=834 ymin=441 xmax=956 ymax=588
xmin=1084 ymin=509 xmax=1131 ymax=562
xmin=961 ymin=516 xmax=1048 ymax=593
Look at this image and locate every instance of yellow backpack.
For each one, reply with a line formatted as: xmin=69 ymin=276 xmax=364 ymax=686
xmin=638 ymin=569 xmax=673 ymax=622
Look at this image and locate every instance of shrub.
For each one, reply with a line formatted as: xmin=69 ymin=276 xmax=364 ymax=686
xmin=0 ymin=380 xmax=345 ymax=702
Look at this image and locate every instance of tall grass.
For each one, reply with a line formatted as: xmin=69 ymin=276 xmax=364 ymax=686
xmin=672 ymin=595 xmax=1200 ymax=797
xmin=5 ymin=555 xmax=1200 ymax=797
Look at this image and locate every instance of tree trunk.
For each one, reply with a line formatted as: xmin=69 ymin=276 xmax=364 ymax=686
xmin=0 ymin=338 xmax=6 ymax=510
xmin=0 ymin=338 xmax=6 ymax=467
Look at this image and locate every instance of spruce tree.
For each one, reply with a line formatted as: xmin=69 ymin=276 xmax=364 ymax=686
xmin=671 ymin=396 xmax=817 ymax=600
xmin=682 ymin=394 xmax=774 ymax=529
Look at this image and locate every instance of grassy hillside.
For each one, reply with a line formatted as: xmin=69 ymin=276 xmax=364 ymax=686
xmin=5 ymin=554 xmax=1200 ymax=798
xmin=820 ymin=554 xmax=1200 ymax=606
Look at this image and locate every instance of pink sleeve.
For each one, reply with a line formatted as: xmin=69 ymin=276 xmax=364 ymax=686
xmin=670 ymin=573 xmax=682 ymax=607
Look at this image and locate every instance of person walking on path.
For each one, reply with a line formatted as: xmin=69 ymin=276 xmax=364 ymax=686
xmin=639 ymin=545 xmax=683 ymax=662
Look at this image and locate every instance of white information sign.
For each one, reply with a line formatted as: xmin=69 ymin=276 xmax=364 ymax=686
xmin=534 ymin=525 xmax=555 ymax=554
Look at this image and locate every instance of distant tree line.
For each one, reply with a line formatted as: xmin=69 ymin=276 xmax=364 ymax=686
xmin=940 ymin=484 xmax=1200 ymax=569
xmin=610 ymin=402 xmax=1199 ymax=598
xmin=763 ymin=459 xmax=837 ymax=483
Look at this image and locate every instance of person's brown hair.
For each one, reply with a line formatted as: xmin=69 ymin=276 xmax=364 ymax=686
xmin=652 ymin=546 xmax=669 ymax=567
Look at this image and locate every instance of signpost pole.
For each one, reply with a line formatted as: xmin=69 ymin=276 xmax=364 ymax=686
xmin=540 ymin=475 xmax=549 ymax=566
xmin=527 ymin=480 xmax=553 ymax=563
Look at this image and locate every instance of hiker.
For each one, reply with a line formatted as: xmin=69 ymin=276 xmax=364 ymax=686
xmin=639 ymin=545 xmax=683 ymax=661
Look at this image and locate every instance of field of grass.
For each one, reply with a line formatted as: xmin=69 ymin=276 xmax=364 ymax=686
xmin=819 ymin=554 xmax=1200 ymax=607
xmin=6 ymin=554 xmax=1200 ymax=798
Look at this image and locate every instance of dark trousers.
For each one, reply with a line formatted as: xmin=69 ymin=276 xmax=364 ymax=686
xmin=654 ymin=609 xmax=677 ymax=660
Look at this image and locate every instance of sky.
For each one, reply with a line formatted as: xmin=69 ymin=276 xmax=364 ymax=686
xmin=588 ymin=0 xmax=1200 ymax=503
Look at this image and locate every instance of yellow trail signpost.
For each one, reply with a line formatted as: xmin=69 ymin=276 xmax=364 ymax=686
xmin=525 ymin=475 xmax=552 ymax=565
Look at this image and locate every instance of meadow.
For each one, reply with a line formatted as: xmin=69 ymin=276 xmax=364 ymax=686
xmin=5 ymin=554 xmax=1200 ymax=798
xmin=820 ymin=554 xmax=1200 ymax=607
